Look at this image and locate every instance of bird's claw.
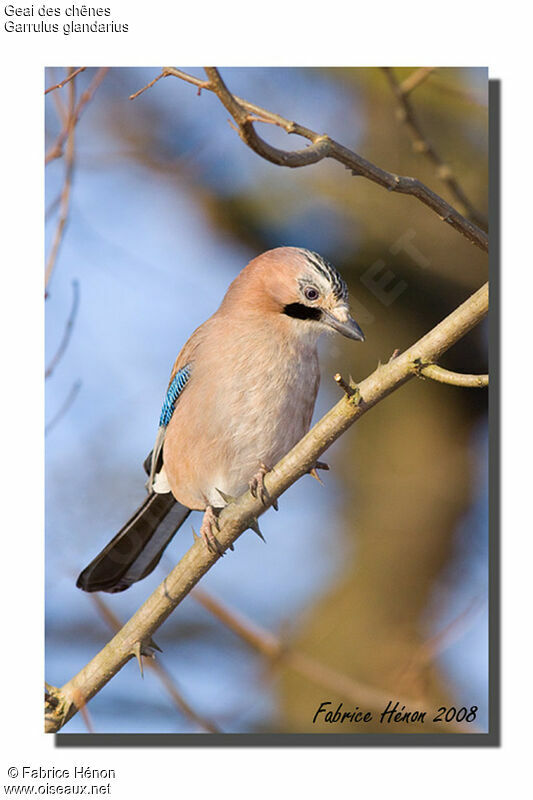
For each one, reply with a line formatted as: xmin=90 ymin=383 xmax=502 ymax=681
xmin=249 ymin=463 xmax=278 ymax=510
xmin=200 ymin=505 xmax=225 ymax=556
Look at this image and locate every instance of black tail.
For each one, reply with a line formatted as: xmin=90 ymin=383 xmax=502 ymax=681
xmin=76 ymin=493 xmax=191 ymax=593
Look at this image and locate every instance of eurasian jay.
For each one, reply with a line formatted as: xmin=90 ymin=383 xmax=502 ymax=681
xmin=77 ymin=247 xmax=365 ymax=593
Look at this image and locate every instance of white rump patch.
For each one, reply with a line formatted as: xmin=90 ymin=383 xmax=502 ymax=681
xmin=152 ymin=466 xmax=172 ymax=494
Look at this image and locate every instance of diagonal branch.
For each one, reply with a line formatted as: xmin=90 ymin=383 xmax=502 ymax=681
xmin=89 ymin=594 xmax=221 ymax=733
xmin=45 ymin=68 xmax=109 ymax=292
xmin=132 ymin=67 xmax=488 ymax=252
xmin=45 ymin=379 xmax=82 ymax=436
xmin=45 ymin=73 xmax=77 ymax=292
xmin=45 ymin=67 xmax=86 ymax=95
xmin=44 ymin=280 xmax=488 ymax=732
xmin=45 ymin=67 xmax=108 ymax=166
xmin=382 ymin=67 xmax=488 ymax=229
xmin=45 ymin=280 xmax=80 ymax=379
xmin=192 ymin=587 xmax=479 ymax=732
xmin=398 ymin=67 xmax=436 ymax=96
xmin=193 ymin=588 xmax=419 ymax=710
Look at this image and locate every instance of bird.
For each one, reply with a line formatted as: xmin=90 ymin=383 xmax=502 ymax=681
xmin=76 ymin=247 xmax=365 ymax=593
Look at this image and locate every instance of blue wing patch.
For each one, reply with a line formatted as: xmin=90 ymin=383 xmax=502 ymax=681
xmin=159 ymin=364 xmax=192 ymax=427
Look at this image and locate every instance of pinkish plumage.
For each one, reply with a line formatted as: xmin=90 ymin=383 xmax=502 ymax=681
xmin=77 ymin=247 xmax=364 ymax=592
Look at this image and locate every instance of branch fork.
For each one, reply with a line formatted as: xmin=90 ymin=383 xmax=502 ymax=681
xmin=129 ymin=67 xmax=488 ymax=252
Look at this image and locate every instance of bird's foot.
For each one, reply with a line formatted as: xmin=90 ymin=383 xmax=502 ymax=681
xmin=308 ymin=460 xmax=329 ymax=484
xmin=249 ymin=463 xmax=278 ymax=511
xmin=200 ymin=505 xmax=225 ymax=556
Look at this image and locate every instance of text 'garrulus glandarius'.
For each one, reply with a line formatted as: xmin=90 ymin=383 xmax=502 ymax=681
xmin=77 ymin=247 xmax=365 ymax=593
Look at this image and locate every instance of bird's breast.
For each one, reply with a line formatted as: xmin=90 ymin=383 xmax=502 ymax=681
xmin=162 ymin=324 xmax=320 ymax=509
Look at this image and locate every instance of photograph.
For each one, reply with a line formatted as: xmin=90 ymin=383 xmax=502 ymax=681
xmin=43 ymin=66 xmax=490 ymax=738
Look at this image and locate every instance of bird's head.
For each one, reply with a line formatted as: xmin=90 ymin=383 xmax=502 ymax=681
xmin=222 ymin=247 xmax=365 ymax=343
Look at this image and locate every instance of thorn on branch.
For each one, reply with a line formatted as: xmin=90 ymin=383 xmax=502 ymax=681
xmin=308 ymin=460 xmax=329 ymax=484
xmin=248 ymin=518 xmax=266 ymax=542
xmin=132 ymin=641 xmax=145 ymax=678
xmin=131 ymin=638 xmax=161 ymax=678
xmin=44 ymin=281 xmax=488 ymax=732
xmin=71 ymin=687 xmax=94 ymax=733
xmin=389 ymin=348 xmax=401 ymax=362
xmin=308 ymin=468 xmax=324 ymax=485
xmin=87 ymin=593 xmax=220 ymax=733
xmin=216 ymin=487 xmax=236 ymax=504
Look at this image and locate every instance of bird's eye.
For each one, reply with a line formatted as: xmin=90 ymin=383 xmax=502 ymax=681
xmin=304 ymin=286 xmax=319 ymax=302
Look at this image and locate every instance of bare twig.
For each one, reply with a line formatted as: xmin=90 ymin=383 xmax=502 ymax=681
xmin=334 ymin=372 xmax=356 ymax=397
xmin=399 ymin=67 xmax=436 ymax=96
xmin=420 ymin=596 xmax=486 ymax=664
xmin=45 ymin=68 xmax=108 ymax=290
xmin=45 ymin=67 xmax=86 ymax=95
xmin=414 ymin=361 xmax=488 ymax=388
xmin=382 ymin=67 xmax=487 ymax=229
xmin=129 ymin=70 xmax=171 ymax=100
xmin=50 ymin=79 xmax=68 ymax=127
xmin=45 ymin=193 xmax=61 ymax=221
xmin=89 ymin=594 xmax=221 ymax=733
xmin=45 ymin=67 xmax=108 ymax=166
xmin=45 ymin=280 xmax=80 ymax=379
xmin=45 ymin=379 xmax=82 ymax=436
xmin=44 ymin=280 xmax=488 ymax=731
xmin=429 ymin=74 xmax=487 ymax=107
xmin=45 ymin=74 xmax=77 ymax=290
xmin=395 ymin=596 xmax=485 ymax=699
xmin=192 ymin=588 xmax=422 ymax=712
xmin=141 ymin=67 xmax=488 ymax=252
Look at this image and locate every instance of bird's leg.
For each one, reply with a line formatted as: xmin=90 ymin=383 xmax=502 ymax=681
xmin=249 ymin=462 xmax=278 ymax=511
xmin=213 ymin=489 xmax=236 ymax=551
xmin=219 ymin=484 xmax=266 ymax=543
xmin=200 ymin=505 xmax=225 ymax=556
xmin=308 ymin=460 xmax=329 ymax=483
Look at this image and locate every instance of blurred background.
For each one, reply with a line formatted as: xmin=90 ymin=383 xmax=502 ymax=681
xmin=45 ymin=67 xmax=489 ymax=734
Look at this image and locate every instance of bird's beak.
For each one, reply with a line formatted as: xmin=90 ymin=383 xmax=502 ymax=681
xmin=322 ymin=307 xmax=365 ymax=342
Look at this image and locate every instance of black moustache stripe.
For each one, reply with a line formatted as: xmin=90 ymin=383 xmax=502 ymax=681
xmin=283 ymin=303 xmax=322 ymax=321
